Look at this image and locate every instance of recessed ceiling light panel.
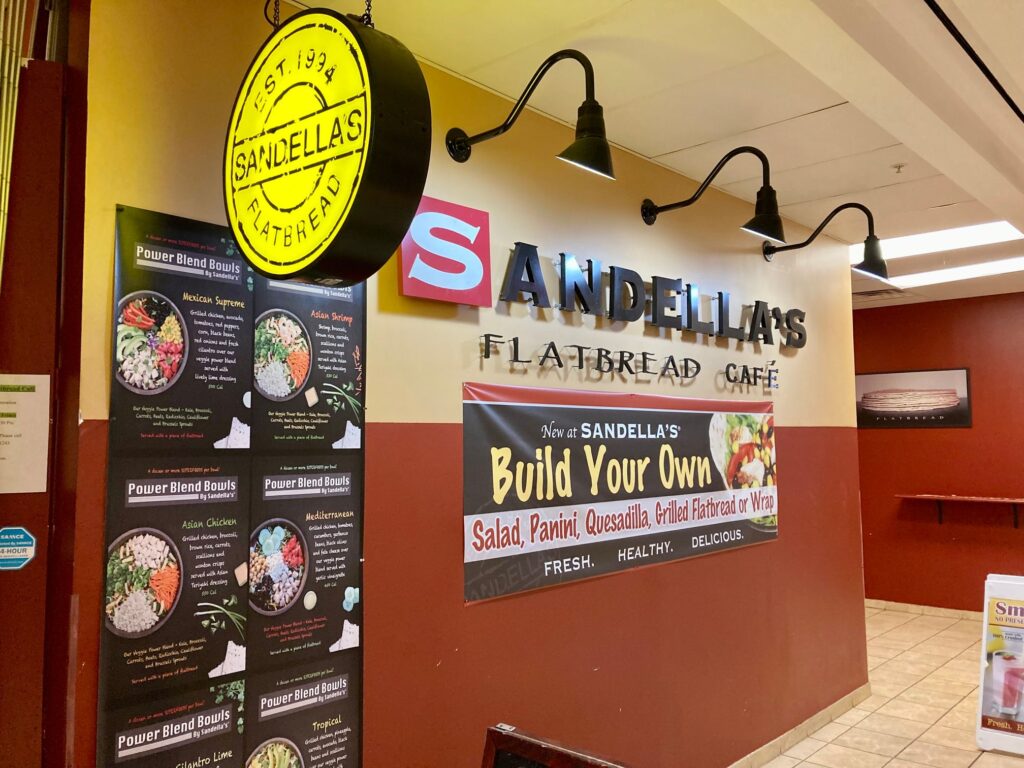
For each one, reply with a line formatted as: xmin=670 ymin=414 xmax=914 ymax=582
xmin=890 ymin=256 xmax=1024 ymax=289
xmin=849 ymin=221 xmax=1022 ymax=263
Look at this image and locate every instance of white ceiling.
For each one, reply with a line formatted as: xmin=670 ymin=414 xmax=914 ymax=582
xmin=309 ymin=0 xmax=1024 ymax=309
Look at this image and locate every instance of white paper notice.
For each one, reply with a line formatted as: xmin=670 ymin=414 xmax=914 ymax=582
xmin=0 ymin=374 xmax=51 ymax=494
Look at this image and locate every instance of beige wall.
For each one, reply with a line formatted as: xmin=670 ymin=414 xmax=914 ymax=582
xmin=82 ymin=0 xmax=856 ymax=428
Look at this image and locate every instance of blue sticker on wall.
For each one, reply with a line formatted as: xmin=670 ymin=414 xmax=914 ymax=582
xmin=0 ymin=526 xmax=36 ymax=570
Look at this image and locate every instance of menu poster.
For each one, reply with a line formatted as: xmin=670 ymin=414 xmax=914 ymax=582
xmin=462 ymin=383 xmax=778 ymax=601
xmin=98 ymin=681 xmax=244 ymax=766
xmin=248 ymin=455 xmax=363 ymax=671
xmin=101 ymin=207 xmax=367 ymax=767
xmin=111 ymin=206 xmax=253 ymax=453
xmin=100 ymin=455 xmax=249 ymax=702
xmin=252 ymin=279 xmax=365 ymax=452
xmin=246 ymin=658 xmax=361 ymax=768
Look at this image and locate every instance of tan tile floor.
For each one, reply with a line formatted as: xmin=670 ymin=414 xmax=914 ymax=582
xmin=762 ymin=606 xmax=1024 ymax=768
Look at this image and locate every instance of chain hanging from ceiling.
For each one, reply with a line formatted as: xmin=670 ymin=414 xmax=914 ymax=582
xmin=263 ymin=0 xmax=280 ymax=28
xmin=358 ymin=0 xmax=373 ymax=28
xmin=263 ymin=0 xmax=374 ymax=28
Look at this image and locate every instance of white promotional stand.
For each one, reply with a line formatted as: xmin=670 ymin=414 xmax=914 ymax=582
xmin=977 ymin=574 xmax=1024 ymax=755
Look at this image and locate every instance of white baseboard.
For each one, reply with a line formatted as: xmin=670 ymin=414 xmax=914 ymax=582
xmin=865 ymin=598 xmax=983 ymax=621
xmin=727 ymin=682 xmax=873 ymax=768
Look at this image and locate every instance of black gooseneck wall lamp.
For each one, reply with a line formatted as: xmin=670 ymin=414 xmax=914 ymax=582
xmin=762 ymin=202 xmax=889 ymax=280
xmin=446 ymin=49 xmax=615 ymax=180
xmin=640 ymin=146 xmax=785 ymax=244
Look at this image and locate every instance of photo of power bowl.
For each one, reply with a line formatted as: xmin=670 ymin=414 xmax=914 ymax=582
xmin=709 ymin=413 xmax=777 ymax=530
xmin=253 ymin=310 xmax=311 ymax=401
xmin=115 ymin=291 xmax=188 ymax=394
xmin=249 ymin=519 xmax=307 ymax=615
xmin=246 ymin=738 xmax=304 ymax=768
xmin=105 ymin=528 xmax=182 ymax=638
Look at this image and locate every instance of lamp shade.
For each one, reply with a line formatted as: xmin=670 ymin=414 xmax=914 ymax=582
xmin=556 ymin=99 xmax=615 ymax=180
xmin=740 ymin=185 xmax=785 ymax=244
xmin=852 ymin=234 xmax=888 ymax=279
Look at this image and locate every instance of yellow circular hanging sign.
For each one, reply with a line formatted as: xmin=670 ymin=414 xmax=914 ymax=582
xmin=225 ymin=10 xmax=430 ymax=283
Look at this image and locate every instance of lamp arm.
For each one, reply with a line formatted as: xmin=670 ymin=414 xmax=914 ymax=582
xmin=764 ymin=202 xmax=874 ymax=256
xmin=651 ymin=146 xmax=770 ymax=216
xmin=457 ymin=49 xmax=595 ymax=149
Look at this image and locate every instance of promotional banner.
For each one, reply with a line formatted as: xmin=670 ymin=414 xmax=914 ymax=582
xmin=99 ymin=206 xmax=365 ymax=767
xmin=463 ymin=383 xmax=777 ymax=600
xmin=978 ymin=574 xmax=1024 ymax=755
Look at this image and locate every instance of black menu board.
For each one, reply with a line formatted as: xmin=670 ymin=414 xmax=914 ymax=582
xmin=245 ymin=658 xmax=361 ymax=768
xmin=248 ymin=455 xmax=363 ymax=672
xmin=105 ymin=683 xmax=245 ymax=766
xmin=101 ymin=455 xmax=249 ymax=702
xmin=110 ymin=208 xmax=253 ymax=453
xmin=98 ymin=206 xmax=365 ymax=768
xmin=252 ymin=279 xmax=364 ymax=452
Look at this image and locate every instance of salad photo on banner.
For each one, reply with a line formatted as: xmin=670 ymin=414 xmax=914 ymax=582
xmin=462 ymin=383 xmax=778 ymax=601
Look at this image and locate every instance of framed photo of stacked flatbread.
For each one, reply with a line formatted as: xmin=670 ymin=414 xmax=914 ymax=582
xmin=855 ymin=368 xmax=971 ymax=428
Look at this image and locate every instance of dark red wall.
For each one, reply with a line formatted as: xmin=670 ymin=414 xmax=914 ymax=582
xmin=66 ymin=421 xmax=106 ymax=768
xmin=363 ymin=424 xmax=866 ymax=767
xmin=0 ymin=60 xmax=65 ymax=768
xmin=854 ymin=295 xmax=1024 ymax=611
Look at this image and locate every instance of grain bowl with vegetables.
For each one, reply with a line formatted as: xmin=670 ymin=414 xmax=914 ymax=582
xmin=105 ymin=527 xmax=182 ymax=638
xmin=115 ymin=291 xmax=188 ymax=395
xmin=249 ymin=519 xmax=307 ymax=615
xmin=253 ymin=310 xmax=311 ymax=401
xmin=246 ymin=738 xmax=303 ymax=768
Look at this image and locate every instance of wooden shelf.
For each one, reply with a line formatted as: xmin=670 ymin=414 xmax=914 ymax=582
xmin=895 ymin=494 xmax=1022 ymax=528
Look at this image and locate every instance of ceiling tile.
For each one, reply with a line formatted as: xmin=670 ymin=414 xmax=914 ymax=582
xmin=720 ymin=144 xmax=936 ymax=205
xmin=846 ymin=199 xmax=995 ymax=242
xmin=318 ymin=0 xmax=633 ymax=74
xmin=779 ymin=175 xmax=978 ymax=242
xmin=460 ymin=0 xmax=780 ymax=127
xmin=605 ymin=52 xmax=843 ymax=157
xmin=657 ymin=103 xmax=896 ymax=191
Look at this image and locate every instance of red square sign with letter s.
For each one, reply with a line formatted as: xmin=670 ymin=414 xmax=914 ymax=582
xmin=399 ymin=196 xmax=492 ymax=307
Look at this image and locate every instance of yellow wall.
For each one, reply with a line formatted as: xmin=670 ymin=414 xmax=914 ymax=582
xmin=81 ymin=0 xmax=856 ymax=428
